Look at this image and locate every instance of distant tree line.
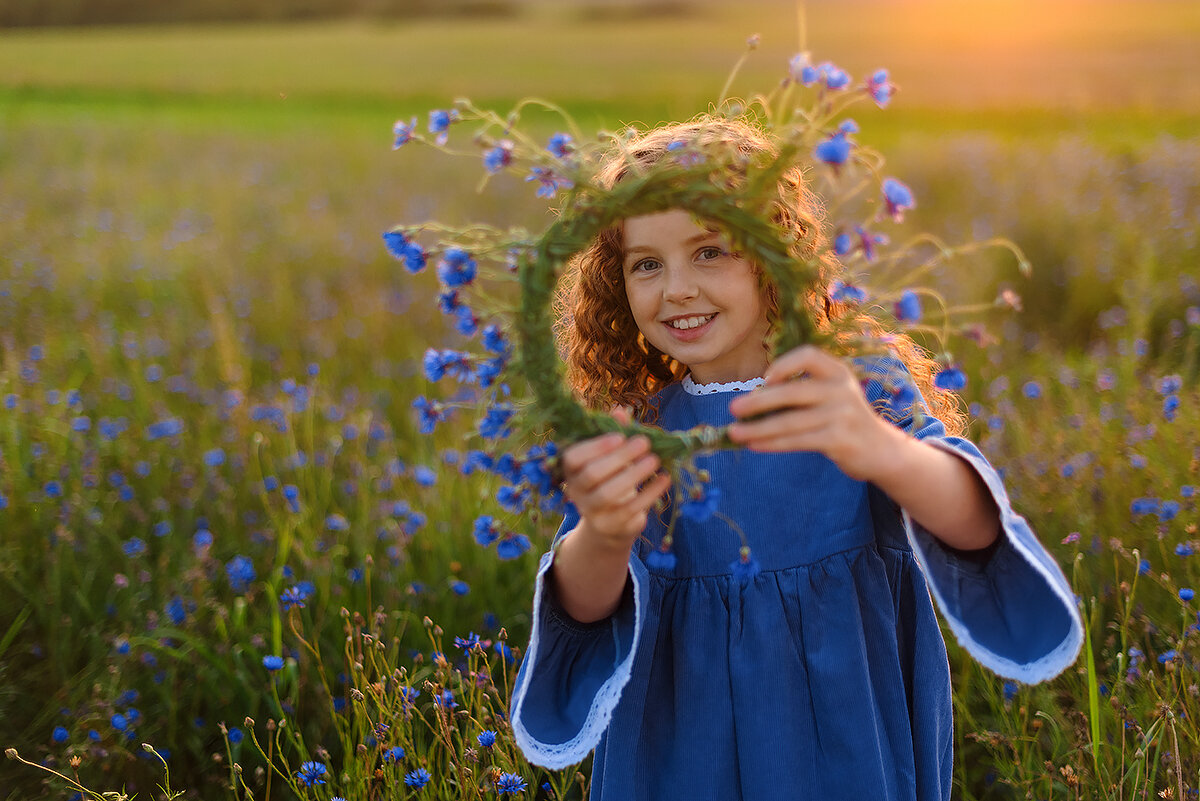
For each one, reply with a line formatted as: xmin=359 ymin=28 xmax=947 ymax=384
xmin=0 ymin=0 xmax=517 ymax=27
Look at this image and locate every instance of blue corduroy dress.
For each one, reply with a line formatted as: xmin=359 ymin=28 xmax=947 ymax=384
xmin=510 ymin=363 xmax=1083 ymax=801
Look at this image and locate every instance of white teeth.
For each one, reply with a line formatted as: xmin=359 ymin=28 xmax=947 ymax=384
xmin=667 ymin=314 xmax=714 ymax=330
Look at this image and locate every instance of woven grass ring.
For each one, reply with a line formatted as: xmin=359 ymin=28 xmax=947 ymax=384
xmin=515 ymin=158 xmax=826 ymax=463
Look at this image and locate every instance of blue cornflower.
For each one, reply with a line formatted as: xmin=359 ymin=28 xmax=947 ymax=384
xmin=1163 ymin=394 xmax=1180 ymax=421
xmin=283 ymin=484 xmax=300 ymax=512
xmin=383 ymin=230 xmax=427 ymax=273
xmin=1160 ymin=501 xmax=1181 ymax=522
xmin=383 ymin=745 xmax=405 ymax=762
xmin=413 ymin=397 xmax=448 ymax=435
xmin=393 ymin=117 xmax=417 ymax=149
xmin=165 ymin=596 xmax=187 ymax=625
xmin=1002 ymin=680 xmax=1018 ymax=701
xmin=478 ymin=730 xmax=497 ymax=748
xmin=496 ymin=534 xmax=532 ymax=560
xmin=71 ymin=416 xmax=91 ymax=432
xmin=814 ymin=132 xmax=851 ymax=166
xmin=829 ymin=280 xmax=868 ymax=304
xmin=483 ymin=140 xmax=514 ymax=173
xmin=481 ymin=324 xmax=511 ymax=356
xmin=477 ymin=356 xmax=506 ymax=388
xmin=934 ymin=366 xmax=967 ymax=392
xmin=44 ymin=480 xmax=63 ymax=499
xmin=730 ymin=549 xmax=761 ymax=583
xmin=479 ymin=405 xmax=516 ymax=440
xmin=111 ymin=713 xmax=129 ymax=732
xmin=893 ymin=290 xmax=922 ymax=322
xmin=52 ymin=726 xmax=69 ymax=743
xmin=295 ymin=761 xmax=327 ymax=787
xmin=833 ymin=233 xmax=854 ymax=256
xmin=450 ymin=580 xmax=470 ymax=596
xmin=123 ymin=537 xmax=147 ymax=557
xmin=787 ymin=53 xmax=820 ymax=85
xmin=496 ymin=484 xmax=529 ymax=513
xmin=1139 ymin=558 xmax=1151 ymax=575
xmin=146 ymin=418 xmax=184 ymax=440
xmin=1158 ymin=650 xmax=1178 ymax=664
xmin=881 ymin=178 xmax=915 ymax=221
xmin=263 ymin=655 xmax=285 ymax=671
xmin=428 ymin=109 xmax=457 ymax=145
xmin=495 ymin=772 xmax=528 ymax=795
xmin=433 ymin=689 xmax=457 ymax=708
xmin=645 ymin=547 xmax=677 ymax=571
xmin=867 ymin=68 xmax=894 ymax=107
xmin=405 ymin=768 xmax=431 ymax=789
xmin=1130 ymin=497 xmax=1161 ymax=516
xmin=203 ymin=448 xmax=225 ymax=467
xmin=838 ymin=119 xmax=859 ymax=135
xmin=414 ymin=465 xmax=437 ymax=486
xmin=681 ymin=486 xmax=720 ymax=522
xmin=473 ymin=516 xmax=500 ymax=546
xmin=1181 ymin=588 xmax=1195 ymax=602
xmin=400 ymin=686 xmax=420 ymax=708
xmin=493 ymin=641 xmax=514 ymax=663
xmin=1022 ymin=381 xmax=1042 ymax=399
xmin=326 ymin=513 xmax=350 ymax=532
xmin=281 ymin=586 xmax=308 ymax=609
xmin=225 ymin=555 xmax=256 ymax=594
xmin=454 ymin=304 xmax=479 ymax=336
xmin=526 ymin=166 xmax=573 ymax=198
xmin=547 ymin=132 xmax=573 ymax=158
xmin=455 ymin=632 xmax=481 ymax=650
xmin=1158 ymin=374 xmax=1183 ymax=395
xmin=437 ymin=248 xmax=477 ymax=288
xmin=1183 ymin=486 xmax=1197 ymax=498
xmin=463 ymin=450 xmax=494 ymax=475
xmin=228 ymin=727 xmax=244 ymax=744
xmin=820 ymin=62 xmax=852 ymax=90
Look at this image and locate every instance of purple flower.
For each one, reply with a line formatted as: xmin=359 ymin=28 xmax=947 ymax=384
xmin=934 ymin=367 xmax=967 ymax=392
xmin=882 ymin=178 xmax=915 ymax=221
xmin=547 ymin=133 xmax=574 ymax=158
xmin=526 ymin=166 xmax=573 ymax=198
xmin=893 ymin=290 xmax=922 ymax=322
xmin=436 ymin=248 xmax=477 ymax=288
xmin=393 ymin=117 xmax=417 ymax=149
xmin=483 ymin=140 xmax=514 ymax=173
xmin=814 ymin=133 xmax=851 ymax=166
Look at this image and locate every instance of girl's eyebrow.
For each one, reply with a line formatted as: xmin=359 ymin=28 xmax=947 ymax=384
xmin=625 ymin=231 xmax=723 ymax=255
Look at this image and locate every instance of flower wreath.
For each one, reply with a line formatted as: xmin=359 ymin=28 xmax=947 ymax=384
xmin=384 ymin=43 xmax=1027 ymax=569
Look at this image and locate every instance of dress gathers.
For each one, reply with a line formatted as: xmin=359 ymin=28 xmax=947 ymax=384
xmin=510 ymin=359 xmax=1083 ymax=801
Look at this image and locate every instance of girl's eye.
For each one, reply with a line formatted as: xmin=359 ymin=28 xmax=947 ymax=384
xmin=631 ymin=258 xmax=661 ymax=273
xmin=697 ymin=246 xmax=725 ymax=262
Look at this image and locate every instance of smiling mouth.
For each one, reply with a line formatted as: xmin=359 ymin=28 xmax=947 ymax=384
xmin=664 ymin=313 xmax=716 ymax=330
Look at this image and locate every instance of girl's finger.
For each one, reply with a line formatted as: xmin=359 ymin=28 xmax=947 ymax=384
xmin=561 ymin=431 xmax=627 ymax=473
xmin=564 ymin=433 xmax=650 ymax=485
xmin=728 ymin=407 xmax=827 ymax=446
xmin=763 ymin=345 xmax=847 ymax=385
xmin=570 ymin=444 xmax=659 ymax=505
xmin=728 ymin=378 xmax=830 ymax=419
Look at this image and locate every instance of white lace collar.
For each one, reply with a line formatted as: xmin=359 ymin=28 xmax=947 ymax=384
xmin=681 ymin=374 xmax=765 ymax=395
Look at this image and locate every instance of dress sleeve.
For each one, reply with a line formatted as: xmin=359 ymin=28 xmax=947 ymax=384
xmin=859 ymin=356 xmax=1084 ymax=684
xmin=509 ymin=503 xmax=650 ymax=768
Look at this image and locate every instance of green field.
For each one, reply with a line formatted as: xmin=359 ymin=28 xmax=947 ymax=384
xmin=2 ymin=2 xmax=1200 ymax=799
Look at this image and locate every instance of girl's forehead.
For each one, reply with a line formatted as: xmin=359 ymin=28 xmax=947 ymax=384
xmin=621 ymin=209 xmax=725 ymax=248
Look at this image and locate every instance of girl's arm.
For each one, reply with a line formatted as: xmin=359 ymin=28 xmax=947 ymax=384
xmin=727 ymin=345 xmax=999 ymax=551
xmin=552 ymin=407 xmax=673 ymax=623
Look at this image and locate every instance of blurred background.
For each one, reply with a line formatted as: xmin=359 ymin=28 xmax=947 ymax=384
xmin=1 ymin=1 xmax=1199 ymax=799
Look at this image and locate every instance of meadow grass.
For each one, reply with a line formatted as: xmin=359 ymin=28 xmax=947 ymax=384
xmin=2 ymin=7 xmax=1200 ymax=799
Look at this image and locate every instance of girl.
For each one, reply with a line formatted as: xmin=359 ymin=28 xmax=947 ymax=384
xmin=509 ymin=118 xmax=1082 ymax=800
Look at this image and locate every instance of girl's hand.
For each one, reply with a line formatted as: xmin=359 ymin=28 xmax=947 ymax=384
xmin=726 ymin=345 xmax=905 ymax=482
xmin=560 ymin=406 xmax=673 ymax=553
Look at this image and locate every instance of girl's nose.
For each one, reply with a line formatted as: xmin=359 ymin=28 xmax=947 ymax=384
xmin=662 ymin=263 xmax=699 ymax=302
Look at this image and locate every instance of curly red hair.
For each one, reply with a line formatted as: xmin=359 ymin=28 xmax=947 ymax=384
xmin=553 ymin=115 xmax=965 ymax=437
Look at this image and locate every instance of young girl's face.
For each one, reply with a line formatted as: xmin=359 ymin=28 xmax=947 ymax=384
xmin=622 ymin=209 xmax=771 ymax=384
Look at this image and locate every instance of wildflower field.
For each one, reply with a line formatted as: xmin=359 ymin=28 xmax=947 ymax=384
xmin=2 ymin=1 xmax=1200 ymax=798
